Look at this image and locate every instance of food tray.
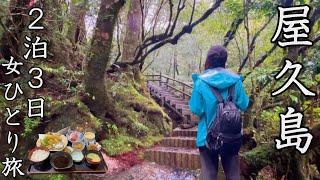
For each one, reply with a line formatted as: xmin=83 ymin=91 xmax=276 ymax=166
xmin=27 ymin=151 xmax=107 ymax=174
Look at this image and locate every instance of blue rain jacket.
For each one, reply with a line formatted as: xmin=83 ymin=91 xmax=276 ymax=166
xmin=189 ymin=68 xmax=249 ymax=147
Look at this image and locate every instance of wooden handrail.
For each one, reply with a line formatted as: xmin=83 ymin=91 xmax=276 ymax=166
xmin=146 ymin=74 xmax=192 ymax=99
xmin=166 ymin=84 xmax=191 ymax=98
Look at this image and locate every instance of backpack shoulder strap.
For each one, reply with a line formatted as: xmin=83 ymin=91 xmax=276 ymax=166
xmin=227 ymin=84 xmax=235 ymax=102
xmin=210 ymin=87 xmax=224 ymax=103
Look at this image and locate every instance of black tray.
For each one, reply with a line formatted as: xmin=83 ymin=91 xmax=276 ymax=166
xmin=27 ymin=151 xmax=107 ymax=174
xmin=28 ymin=128 xmax=107 ymax=174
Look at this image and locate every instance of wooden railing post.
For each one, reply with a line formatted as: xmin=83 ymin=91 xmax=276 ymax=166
xmin=182 ymin=85 xmax=185 ymax=99
xmin=159 ymin=72 xmax=162 ymax=86
xmin=166 ymin=77 xmax=169 ymax=89
xmin=145 ymin=74 xmax=192 ymax=99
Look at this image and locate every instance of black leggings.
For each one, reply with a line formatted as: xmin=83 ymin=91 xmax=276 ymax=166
xmin=199 ymin=146 xmax=240 ymax=180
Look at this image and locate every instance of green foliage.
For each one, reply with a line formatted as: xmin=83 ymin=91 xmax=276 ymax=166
xmin=249 ymin=0 xmax=277 ymax=16
xmin=45 ymin=98 xmax=102 ymax=132
xmin=258 ymin=106 xmax=284 ymax=142
xmin=105 ymin=72 xmax=171 ymax=137
xmin=0 ymin=93 xmax=6 ymax=116
xmin=225 ymin=0 xmax=243 ymax=15
xmin=242 ymin=143 xmax=276 ymax=170
xmin=101 ymin=134 xmax=162 ymax=156
xmin=71 ymin=0 xmax=86 ymax=5
xmin=22 ymin=117 xmax=41 ymax=137
xmin=0 ymin=163 xmax=3 ymax=173
xmin=50 ymin=175 xmax=68 ymax=180
xmin=313 ymin=107 xmax=320 ymax=121
xmin=0 ymin=58 xmax=8 ymax=65
xmin=29 ymin=174 xmax=69 ymax=180
xmin=99 ymin=72 xmax=171 ymax=156
xmin=106 ymin=122 xmax=119 ymax=136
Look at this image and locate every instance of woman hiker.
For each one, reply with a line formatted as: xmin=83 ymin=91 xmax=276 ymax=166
xmin=189 ymin=45 xmax=249 ymax=180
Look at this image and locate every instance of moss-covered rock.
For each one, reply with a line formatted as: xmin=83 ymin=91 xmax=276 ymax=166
xmin=104 ymin=71 xmax=172 ymax=137
xmin=93 ymin=70 xmax=172 ymax=156
xmin=101 ymin=134 xmax=163 ymax=156
xmin=44 ymin=98 xmax=102 ymax=132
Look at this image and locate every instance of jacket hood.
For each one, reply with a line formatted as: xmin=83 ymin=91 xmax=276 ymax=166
xmin=193 ymin=68 xmax=242 ymax=89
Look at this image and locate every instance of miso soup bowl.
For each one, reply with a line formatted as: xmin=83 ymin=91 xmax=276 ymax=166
xmin=85 ymin=150 xmax=102 ymax=168
xmin=50 ymin=151 xmax=73 ymax=170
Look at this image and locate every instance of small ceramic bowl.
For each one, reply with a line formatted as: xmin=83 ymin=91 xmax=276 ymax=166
xmin=63 ymin=146 xmax=74 ymax=154
xmin=50 ymin=151 xmax=73 ymax=170
xmin=72 ymin=141 xmax=85 ymax=151
xmin=86 ymin=142 xmax=102 ymax=151
xmin=67 ymin=131 xmax=84 ymax=143
xmin=71 ymin=151 xmax=84 ymax=163
xmin=85 ymin=150 xmax=102 ymax=168
xmin=28 ymin=147 xmax=50 ymax=168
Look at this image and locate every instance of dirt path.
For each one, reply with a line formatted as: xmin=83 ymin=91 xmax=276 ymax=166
xmin=81 ymin=151 xmax=200 ymax=180
xmin=82 ymin=162 xmax=200 ymax=180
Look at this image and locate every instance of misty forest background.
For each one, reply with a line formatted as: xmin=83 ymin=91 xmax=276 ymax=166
xmin=0 ymin=0 xmax=320 ymax=179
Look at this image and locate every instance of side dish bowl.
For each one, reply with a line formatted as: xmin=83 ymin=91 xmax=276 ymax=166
xmin=50 ymin=151 xmax=73 ymax=170
xmin=85 ymin=150 xmax=102 ymax=168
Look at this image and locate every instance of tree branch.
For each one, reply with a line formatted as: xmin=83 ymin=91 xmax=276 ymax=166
xmin=223 ymin=15 xmax=244 ymax=47
xmin=238 ymin=13 xmax=275 ymax=73
xmin=120 ymin=0 xmax=224 ymax=68
xmin=243 ymin=44 xmax=277 ymax=79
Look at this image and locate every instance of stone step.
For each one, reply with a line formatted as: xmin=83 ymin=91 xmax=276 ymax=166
xmin=144 ymin=146 xmax=200 ymax=170
xmin=172 ymin=127 xmax=197 ymax=137
xmin=160 ymin=136 xmax=196 ymax=148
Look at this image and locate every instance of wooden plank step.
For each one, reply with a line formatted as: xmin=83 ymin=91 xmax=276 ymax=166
xmin=165 ymin=98 xmax=188 ymax=105
xmin=154 ymin=91 xmax=172 ymax=97
xmin=176 ymin=104 xmax=189 ymax=110
xmin=170 ymin=100 xmax=189 ymax=107
xmin=164 ymin=96 xmax=183 ymax=101
xmin=144 ymin=146 xmax=200 ymax=170
xmin=160 ymin=136 xmax=196 ymax=148
xmin=172 ymin=127 xmax=197 ymax=137
xmin=177 ymin=108 xmax=191 ymax=115
xmin=159 ymin=93 xmax=179 ymax=98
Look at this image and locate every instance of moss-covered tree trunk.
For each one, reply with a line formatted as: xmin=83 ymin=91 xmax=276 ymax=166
xmin=85 ymin=0 xmax=124 ymax=117
xmin=68 ymin=0 xmax=88 ymax=44
xmin=121 ymin=0 xmax=142 ymax=62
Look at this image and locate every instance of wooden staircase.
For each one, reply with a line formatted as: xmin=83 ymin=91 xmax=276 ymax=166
xmin=145 ymin=127 xmax=201 ymax=169
xmin=145 ymin=78 xmax=201 ymax=170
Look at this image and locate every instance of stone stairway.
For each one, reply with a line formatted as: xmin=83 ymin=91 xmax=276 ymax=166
xmin=145 ymin=82 xmax=201 ymax=170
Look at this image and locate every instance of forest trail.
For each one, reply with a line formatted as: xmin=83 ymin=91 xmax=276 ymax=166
xmin=80 ymin=78 xmax=204 ymax=179
xmin=143 ymin=80 xmax=226 ymax=178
